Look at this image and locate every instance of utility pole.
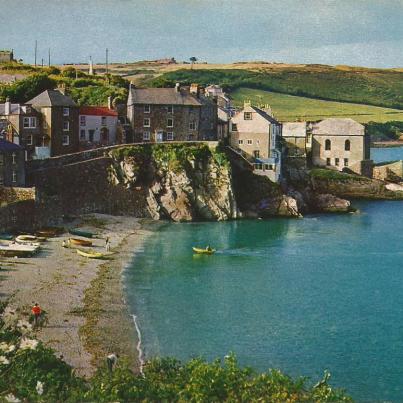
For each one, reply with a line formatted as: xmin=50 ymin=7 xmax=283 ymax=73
xmin=34 ymin=40 xmax=37 ymax=67
xmin=48 ymin=48 xmax=51 ymax=67
xmin=41 ymin=58 xmax=44 ymax=67
xmin=106 ymin=48 xmax=109 ymax=75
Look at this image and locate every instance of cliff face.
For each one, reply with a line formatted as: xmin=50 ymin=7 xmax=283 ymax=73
xmin=108 ymin=144 xmax=238 ymax=222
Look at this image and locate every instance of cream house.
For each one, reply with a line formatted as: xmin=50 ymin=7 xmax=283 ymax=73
xmin=311 ymin=118 xmax=371 ymax=175
xmin=229 ymin=103 xmax=282 ymax=182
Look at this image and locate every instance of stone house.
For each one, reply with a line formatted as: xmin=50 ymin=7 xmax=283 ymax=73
xmin=282 ymin=122 xmax=312 ymax=157
xmin=0 ymin=99 xmax=43 ymax=159
xmin=79 ymin=106 xmax=118 ymax=148
xmin=0 ymin=50 xmax=14 ymax=63
xmin=127 ymin=83 xmax=217 ymax=143
xmin=311 ymin=118 xmax=371 ymax=176
xmin=0 ymin=139 xmax=25 ymax=186
xmin=27 ymin=88 xmax=79 ymax=157
xmin=229 ymin=102 xmax=282 ymax=182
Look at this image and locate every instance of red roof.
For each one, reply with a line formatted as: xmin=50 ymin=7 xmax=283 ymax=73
xmin=79 ymin=106 xmax=118 ymax=117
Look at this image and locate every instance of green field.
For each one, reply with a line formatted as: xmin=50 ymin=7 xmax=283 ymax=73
xmin=231 ymin=88 xmax=403 ymax=123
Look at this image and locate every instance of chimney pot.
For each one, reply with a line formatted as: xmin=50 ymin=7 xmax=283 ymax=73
xmin=5 ymin=97 xmax=11 ymax=115
xmin=175 ymin=82 xmax=180 ymax=93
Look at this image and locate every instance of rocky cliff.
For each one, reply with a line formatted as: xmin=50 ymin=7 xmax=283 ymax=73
xmin=108 ymin=144 xmax=238 ymax=222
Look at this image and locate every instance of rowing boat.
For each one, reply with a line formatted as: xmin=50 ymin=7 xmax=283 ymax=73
xmin=69 ymin=229 xmax=97 ymax=239
xmin=36 ymin=227 xmax=64 ymax=237
xmin=0 ymin=233 xmax=13 ymax=241
xmin=69 ymin=238 xmax=92 ymax=247
xmin=16 ymin=235 xmax=38 ymax=242
xmin=76 ymin=249 xmax=109 ymax=259
xmin=192 ymin=247 xmax=216 ymax=255
xmin=0 ymin=242 xmax=40 ymax=257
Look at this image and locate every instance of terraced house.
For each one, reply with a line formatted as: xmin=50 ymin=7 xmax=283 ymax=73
xmin=27 ymin=88 xmax=79 ymax=157
xmin=0 ymin=139 xmax=25 ymax=186
xmin=127 ymin=83 xmax=217 ymax=142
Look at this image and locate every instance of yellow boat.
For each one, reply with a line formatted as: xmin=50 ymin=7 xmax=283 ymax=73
xmin=76 ymin=249 xmax=110 ymax=259
xmin=192 ymin=247 xmax=216 ymax=255
xmin=69 ymin=238 xmax=92 ymax=247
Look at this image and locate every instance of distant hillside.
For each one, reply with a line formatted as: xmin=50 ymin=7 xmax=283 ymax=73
xmin=149 ymin=66 xmax=403 ymax=110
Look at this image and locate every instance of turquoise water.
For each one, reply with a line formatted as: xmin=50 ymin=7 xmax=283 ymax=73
xmin=125 ymin=201 xmax=403 ymax=402
xmin=372 ymin=146 xmax=403 ymax=164
xmin=124 ymin=147 xmax=403 ymax=401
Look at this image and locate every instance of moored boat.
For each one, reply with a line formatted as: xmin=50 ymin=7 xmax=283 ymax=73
xmin=0 ymin=233 xmax=13 ymax=241
xmin=69 ymin=229 xmax=97 ymax=239
xmin=0 ymin=242 xmax=40 ymax=257
xmin=69 ymin=238 xmax=92 ymax=247
xmin=192 ymin=247 xmax=216 ymax=255
xmin=76 ymin=249 xmax=109 ymax=259
xmin=36 ymin=227 xmax=64 ymax=237
xmin=15 ymin=235 xmax=43 ymax=246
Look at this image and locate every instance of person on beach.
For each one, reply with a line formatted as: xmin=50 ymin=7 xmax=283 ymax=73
xmin=106 ymin=353 xmax=118 ymax=373
xmin=105 ymin=237 xmax=110 ymax=252
xmin=31 ymin=303 xmax=42 ymax=327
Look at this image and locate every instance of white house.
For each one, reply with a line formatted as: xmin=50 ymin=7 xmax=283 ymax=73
xmin=79 ymin=106 xmax=118 ymax=147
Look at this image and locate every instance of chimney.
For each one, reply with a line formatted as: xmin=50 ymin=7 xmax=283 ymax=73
xmin=175 ymin=82 xmax=180 ymax=93
xmin=4 ymin=97 xmax=11 ymax=115
xmin=190 ymin=83 xmax=200 ymax=96
xmin=57 ymin=83 xmax=66 ymax=95
xmin=89 ymin=56 xmax=94 ymax=75
xmin=108 ymin=96 xmax=113 ymax=110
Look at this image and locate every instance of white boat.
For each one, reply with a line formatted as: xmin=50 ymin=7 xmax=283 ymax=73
xmin=15 ymin=235 xmax=41 ymax=247
xmin=0 ymin=242 xmax=40 ymax=257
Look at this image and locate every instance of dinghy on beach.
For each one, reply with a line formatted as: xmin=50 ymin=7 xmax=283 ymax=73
xmin=69 ymin=238 xmax=92 ymax=247
xmin=76 ymin=249 xmax=112 ymax=259
xmin=0 ymin=242 xmax=40 ymax=257
xmin=69 ymin=229 xmax=97 ymax=239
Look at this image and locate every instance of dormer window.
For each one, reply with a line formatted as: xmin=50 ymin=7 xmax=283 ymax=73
xmin=244 ymin=112 xmax=252 ymax=120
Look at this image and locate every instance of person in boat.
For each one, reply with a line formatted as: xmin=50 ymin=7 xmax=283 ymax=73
xmin=31 ymin=303 xmax=42 ymax=327
xmin=206 ymin=245 xmax=212 ymax=252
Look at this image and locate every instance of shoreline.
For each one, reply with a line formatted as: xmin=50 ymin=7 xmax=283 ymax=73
xmin=372 ymin=141 xmax=403 ymax=148
xmin=0 ymin=214 xmax=152 ymax=377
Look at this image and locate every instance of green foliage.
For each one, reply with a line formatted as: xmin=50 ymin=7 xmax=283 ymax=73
xmin=61 ymin=66 xmax=86 ymax=79
xmin=150 ymin=67 xmax=403 ymax=109
xmin=366 ymin=121 xmax=403 ymax=141
xmin=69 ymin=85 xmax=128 ymax=106
xmin=0 ymin=73 xmax=56 ymax=103
xmin=0 ymin=62 xmax=37 ymax=73
xmin=310 ymin=168 xmax=369 ymax=181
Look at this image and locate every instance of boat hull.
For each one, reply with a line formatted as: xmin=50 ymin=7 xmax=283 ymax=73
xmin=76 ymin=249 xmax=107 ymax=259
xmin=69 ymin=238 xmax=92 ymax=247
xmin=192 ymin=247 xmax=216 ymax=255
xmin=69 ymin=229 xmax=96 ymax=239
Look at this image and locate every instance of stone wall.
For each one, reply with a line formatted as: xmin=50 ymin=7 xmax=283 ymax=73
xmin=0 ymin=200 xmax=37 ymax=232
xmin=0 ymin=186 xmax=36 ymax=206
xmin=373 ymin=160 xmax=403 ymax=182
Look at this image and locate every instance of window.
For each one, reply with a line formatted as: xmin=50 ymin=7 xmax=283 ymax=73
xmin=62 ymin=135 xmax=69 ymax=146
xmin=335 ymin=157 xmax=339 ymax=166
xmin=80 ymin=129 xmax=86 ymax=140
xmin=238 ymin=139 xmax=244 ymax=145
xmin=189 ymin=122 xmax=196 ymax=130
xmin=187 ymin=134 xmax=194 ymax=141
xmin=0 ymin=154 xmax=3 ymax=165
xmin=89 ymin=130 xmax=94 ymax=142
xmin=143 ymin=118 xmax=150 ymax=127
xmin=63 ymin=121 xmax=69 ymax=131
xmin=344 ymin=158 xmax=349 ymax=167
xmin=26 ymin=134 xmax=33 ymax=146
xmin=23 ymin=117 xmax=37 ymax=128
xmin=12 ymin=170 xmax=17 ymax=183
xmin=143 ymin=131 xmax=150 ymax=141
xmin=167 ymin=105 xmax=173 ymax=114
xmin=325 ymin=139 xmax=331 ymax=150
xmin=253 ymin=150 xmax=260 ymax=158
xmin=326 ymin=158 xmax=331 ymax=166
xmin=244 ymin=112 xmax=252 ymax=120
xmin=231 ymin=123 xmax=238 ymax=131
xmin=256 ymin=140 xmax=260 ymax=145
xmin=247 ymin=139 xmax=252 ymax=145
xmin=167 ymin=132 xmax=174 ymax=141
xmin=63 ymin=107 xmax=70 ymax=116
xmin=12 ymin=152 xmax=16 ymax=164
xmin=167 ymin=118 xmax=174 ymax=128
xmin=101 ymin=116 xmax=107 ymax=126
xmin=144 ymin=105 xmax=150 ymax=113
xmin=0 ymin=173 xmax=3 ymax=185
xmin=345 ymin=139 xmax=351 ymax=151
xmin=80 ymin=116 xmax=86 ymax=126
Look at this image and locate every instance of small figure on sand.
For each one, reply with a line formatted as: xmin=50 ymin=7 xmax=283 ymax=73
xmin=106 ymin=353 xmax=118 ymax=373
xmin=31 ymin=303 xmax=42 ymax=327
xmin=105 ymin=237 xmax=110 ymax=252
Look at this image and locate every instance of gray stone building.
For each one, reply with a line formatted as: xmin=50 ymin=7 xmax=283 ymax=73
xmin=0 ymin=50 xmax=14 ymax=63
xmin=311 ymin=118 xmax=371 ymax=176
xmin=27 ymin=88 xmax=79 ymax=157
xmin=0 ymin=139 xmax=25 ymax=186
xmin=127 ymin=83 xmax=217 ymax=142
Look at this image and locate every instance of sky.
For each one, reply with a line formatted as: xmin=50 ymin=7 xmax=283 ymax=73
xmin=0 ymin=0 xmax=402 ymax=67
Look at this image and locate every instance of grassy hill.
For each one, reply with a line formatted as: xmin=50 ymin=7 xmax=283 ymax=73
xmin=231 ymin=88 xmax=403 ymax=123
xmin=149 ymin=65 xmax=403 ymax=110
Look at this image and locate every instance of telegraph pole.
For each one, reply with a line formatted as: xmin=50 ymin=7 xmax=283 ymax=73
xmin=48 ymin=48 xmax=51 ymax=66
xmin=34 ymin=40 xmax=37 ymax=67
xmin=106 ymin=48 xmax=109 ymax=75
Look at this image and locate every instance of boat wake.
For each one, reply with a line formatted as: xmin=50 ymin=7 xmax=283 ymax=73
xmin=131 ymin=314 xmax=145 ymax=375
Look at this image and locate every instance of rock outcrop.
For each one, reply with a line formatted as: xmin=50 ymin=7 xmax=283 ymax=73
xmin=311 ymin=193 xmax=352 ymax=213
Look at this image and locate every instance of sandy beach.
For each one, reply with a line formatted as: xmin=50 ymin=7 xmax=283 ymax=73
xmin=0 ymin=214 xmax=151 ymax=377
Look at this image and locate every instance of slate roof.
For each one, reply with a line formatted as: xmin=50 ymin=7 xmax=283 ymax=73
xmin=234 ymin=105 xmax=279 ymax=125
xmin=80 ymin=106 xmax=118 ymax=117
xmin=27 ymin=89 xmax=76 ymax=107
xmin=0 ymin=138 xmax=23 ymax=152
xmin=312 ymin=118 xmax=364 ymax=136
xmin=128 ymin=88 xmax=202 ymax=106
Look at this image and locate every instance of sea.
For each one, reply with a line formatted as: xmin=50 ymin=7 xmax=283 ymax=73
xmin=124 ymin=147 xmax=403 ymax=402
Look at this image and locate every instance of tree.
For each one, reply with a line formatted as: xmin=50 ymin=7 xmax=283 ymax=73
xmin=189 ymin=56 xmax=197 ymax=69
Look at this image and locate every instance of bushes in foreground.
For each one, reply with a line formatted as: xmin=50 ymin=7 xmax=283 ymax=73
xmin=0 ymin=303 xmax=351 ymax=402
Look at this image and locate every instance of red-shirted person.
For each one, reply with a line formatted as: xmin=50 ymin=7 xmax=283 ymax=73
xmin=31 ymin=303 xmax=42 ymax=327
